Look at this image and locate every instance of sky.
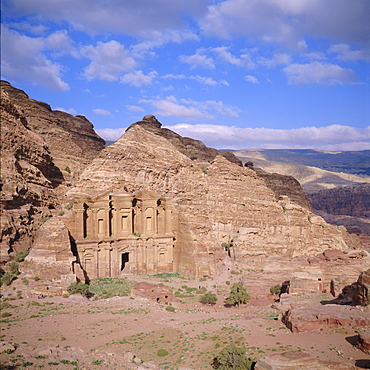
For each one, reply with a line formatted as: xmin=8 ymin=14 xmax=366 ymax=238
xmin=1 ymin=0 xmax=370 ymax=150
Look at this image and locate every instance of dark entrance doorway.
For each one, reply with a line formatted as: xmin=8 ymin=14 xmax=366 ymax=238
xmin=121 ymin=252 xmax=129 ymax=271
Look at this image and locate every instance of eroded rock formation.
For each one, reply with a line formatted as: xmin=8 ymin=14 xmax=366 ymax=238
xmin=0 ymin=81 xmax=105 ymax=264
xmin=65 ymin=116 xmax=363 ymax=279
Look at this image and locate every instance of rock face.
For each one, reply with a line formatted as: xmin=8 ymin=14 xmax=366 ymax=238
xmin=255 ymin=351 xmax=357 ymax=369
xmin=131 ymin=282 xmax=177 ymax=303
xmin=126 ymin=115 xmax=242 ymax=166
xmin=21 ymin=218 xmax=76 ymax=283
xmin=66 ymin=117 xmax=362 ymax=278
xmin=308 ymin=183 xmax=370 ymax=219
xmin=357 ymin=329 xmax=370 ymax=354
xmin=282 ymin=304 xmax=370 ymax=333
xmin=0 ymin=80 xmax=105 ymax=264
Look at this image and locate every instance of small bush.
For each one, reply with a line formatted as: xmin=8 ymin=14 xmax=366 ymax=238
xmin=14 ymin=248 xmax=30 ymax=262
xmin=199 ymin=292 xmax=218 ymax=305
xmin=225 ymin=283 xmax=250 ymax=307
xmin=0 ymin=272 xmax=17 ymax=286
xmin=67 ymin=282 xmax=91 ymax=297
xmin=1 ymin=312 xmax=12 ymax=318
xmin=9 ymin=261 xmax=20 ymax=276
xmin=91 ymin=359 xmax=101 ymax=365
xmin=212 ymin=344 xmax=255 ymax=370
xmin=157 ymin=349 xmax=169 ymax=357
xmin=270 ymin=284 xmax=282 ymax=296
xmin=64 ymin=166 xmax=71 ymax=173
xmin=34 ymin=276 xmax=40 ymax=281
xmin=165 ymin=305 xmax=175 ymax=312
xmin=226 ymin=281 xmax=231 ymax=285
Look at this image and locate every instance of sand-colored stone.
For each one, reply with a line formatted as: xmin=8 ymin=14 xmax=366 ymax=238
xmin=255 ymin=351 xmax=357 ymax=369
xmin=131 ymin=282 xmax=177 ymax=303
xmin=67 ymin=117 xmax=363 ymax=278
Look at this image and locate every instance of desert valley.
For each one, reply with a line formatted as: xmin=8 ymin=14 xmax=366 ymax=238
xmin=1 ymin=80 xmax=370 ymax=369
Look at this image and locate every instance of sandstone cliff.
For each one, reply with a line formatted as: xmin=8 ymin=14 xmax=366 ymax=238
xmin=0 ymin=81 xmax=105 ymax=262
xmin=68 ymin=117 xmax=362 ymax=278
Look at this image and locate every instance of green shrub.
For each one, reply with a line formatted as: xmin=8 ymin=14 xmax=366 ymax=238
xmin=270 ymin=284 xmax=282 ymax=296
xmin=212 ymin=344 xmax=254 ymax=369
xmin=157 ymin=349 xmax=169 ymax=357
xmin=89 ymin=277 xmax=132 ymax=299
xmin=67 ymin=282 xmax=91 ymax=297
xmin=196 ymin=286 xmax=207 ymax=294
xmin=9 ymin=261 xmax=20 ymax=276
xmin=226 ymin=281 xmax=231 ymax=285
xmin=199 ymin=292 xmax=218 ymax=305
xmin=64 ymin=166 xmax=71 ymax=173
xmin=1 ymin=312 xmax=12 ymax=318
xmin=0 ymin=272 xmax=17 ymax=286
xmin=34 ymin=276 xmax=40 ymax=281
xmin=165 ymin=305 xmax=175 ymax=312
xmin=225 ymin=283 xmax=250 ymax=307
xmin=14 ymin=248 xmax=30 ymax=262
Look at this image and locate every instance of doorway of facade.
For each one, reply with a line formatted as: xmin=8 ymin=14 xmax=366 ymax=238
xmin=121 ymin=252 xmax=129 ymax=271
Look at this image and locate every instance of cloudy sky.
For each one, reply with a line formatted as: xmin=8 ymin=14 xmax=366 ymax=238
xmin=2 ymin=0 xmax=370 ymax=150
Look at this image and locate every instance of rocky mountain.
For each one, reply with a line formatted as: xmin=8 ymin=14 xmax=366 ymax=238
xmin=66 ymin=117 xmax=361 ymax=278
xmin=0 ymin=81 xmax=105 ymax=260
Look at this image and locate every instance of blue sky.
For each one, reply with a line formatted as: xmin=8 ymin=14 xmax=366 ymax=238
xmin=2 ymin=0 xmax=370 ymax=150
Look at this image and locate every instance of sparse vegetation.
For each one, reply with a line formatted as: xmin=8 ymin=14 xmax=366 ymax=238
xmin=270 ymin=284 xmax=282 ymax=296
xmin=212 ymin=344 xmax=254 ymax=369
xmin=63 ymin=166 xmax=71 ymax=173
xmin=199 ymin=292 xmax=218 ymax=305
xmin=157 ymin=349 xmax=169 ymax=357
xmin=89 ymin=277 xmax=132 ymax=299
xmin=14 ymin=248 xmax=30 ymax=262
xmin=165 ymin=305 xmax=175 ymax=312
xmin=225 ymin=283 xmax=250 ymax=307
xmin=67 ymin=282 xmax=91 ymax=297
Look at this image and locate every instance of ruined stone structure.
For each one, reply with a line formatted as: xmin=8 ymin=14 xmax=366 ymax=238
xmin=65 ymin=191 xmax=175 ymax=280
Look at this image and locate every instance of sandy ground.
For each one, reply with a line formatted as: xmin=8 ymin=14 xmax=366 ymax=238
xmin=1 ymin=273 xmax=370 ymax=369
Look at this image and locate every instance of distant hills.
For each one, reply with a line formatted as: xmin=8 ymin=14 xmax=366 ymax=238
xmin=231 ymin=148 xmax=370 ymax=240
xmin=231 ymin=149 xmax=370 ymax=176
xmin=231 ymin=149 xmax=370 ymax=194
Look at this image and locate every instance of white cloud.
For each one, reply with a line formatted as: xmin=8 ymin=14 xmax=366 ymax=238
xmin=327 ymin=44 xmax=370 ymax=62
xmin=1 ymin=25 xmax=69 ymax=91
xmin=93 ymin=108 xmax=111 ymax=116
xmin=258 ymin=53 xmax=291 ymax=68
xmin=54 ymin=107 xmax=77 ymax=114
xmin=96 ymin=127 xmax=127 ymax=141
xmin=211 ymin=46 xmax=255 ymax=68
xmin=81 ymin=40 xmax=136 ymax=81
xmin=7 ymin=0 xmax=208 ymax=37
xmin=121 ymin=70 xmax=158 ymax=87
xmin=140 ymin=96 xmax=213 ymax=119
xmin=283 ymin=62 xmax=358 ymax=85
xmin=201 ymin=0 xmax=369 ymax=50
xmin=140 ymin=96 xmax=241 ymax=119
xmin=127 ymin=105 xmax=145 ymax=112
xmin=133 ymin=30 xmax=199 ymax=52
xmin=46 ymin=29 xmax=72 ymax=50
xmin=164 ymin=123 xmax=370 ymax=150
xmin=180 ymin=49 xmax=215 ymax=69
xmin=94 ymin=122 xmax=370 ymax=150
xmin=245 ymin=75 xmax=259 ymax=84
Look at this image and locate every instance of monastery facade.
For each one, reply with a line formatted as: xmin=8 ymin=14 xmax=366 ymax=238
xmin=65 ymin=191 xmax=175 ymax=280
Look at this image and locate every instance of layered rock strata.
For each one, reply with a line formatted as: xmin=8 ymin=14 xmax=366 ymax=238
xmin=0 ymin=81 xmax=105 ymax=263
xmin=66 ymin=117 xmax=362 ymax=278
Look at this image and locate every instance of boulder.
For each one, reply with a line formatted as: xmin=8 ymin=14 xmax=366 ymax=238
xmin=356 ymin=329 xmax=370 ymax=354
xmin=282 ymin=304 xmax=370 ymax=333
xmin=255 ymin=351 xmax=357 ymax=369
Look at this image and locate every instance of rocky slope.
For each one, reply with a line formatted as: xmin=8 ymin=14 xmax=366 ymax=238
xmin=68 ymin=117 xmax=362 ymax=278
xmin=308 ymin=183 xmax=370 ymax=219
xmin=0 ymin=81 xmax=105 ymax=261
